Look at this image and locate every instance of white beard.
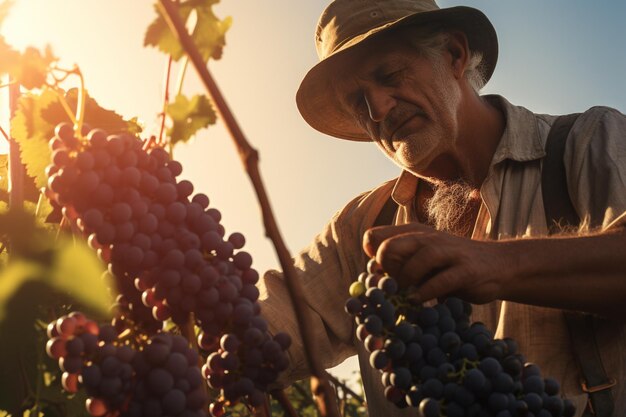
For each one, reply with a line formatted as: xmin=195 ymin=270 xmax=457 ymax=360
xmin=425 ymin=180 xmax=478 ymax=236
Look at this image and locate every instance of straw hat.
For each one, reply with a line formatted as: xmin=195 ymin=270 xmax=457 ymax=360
xmin=296 ymin=0 xmax=498 ymax=141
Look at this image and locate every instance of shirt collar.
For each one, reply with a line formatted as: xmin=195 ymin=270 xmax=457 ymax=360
xmin=391 ymin=94 xmax=545 ymax=205
xmin=485 ymin=94 xmax=545 ymax=164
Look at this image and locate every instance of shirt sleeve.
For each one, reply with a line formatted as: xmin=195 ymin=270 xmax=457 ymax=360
xmin=258 ymin=179 xmax=396 ymax=386
xmin=564 ymin=106 xmax=626 ymax=230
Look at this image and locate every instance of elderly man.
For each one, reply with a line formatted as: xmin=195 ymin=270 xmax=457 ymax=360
xmin=260 ymin=1 xmax=626 ymax=416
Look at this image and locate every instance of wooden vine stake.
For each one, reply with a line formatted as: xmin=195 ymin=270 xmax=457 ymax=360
xmin=156 ymin=1 xmax=341 ymax=416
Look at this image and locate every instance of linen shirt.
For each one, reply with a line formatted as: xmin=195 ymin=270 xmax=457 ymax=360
xmin=259 ymin=95 xmax=626 ymax=417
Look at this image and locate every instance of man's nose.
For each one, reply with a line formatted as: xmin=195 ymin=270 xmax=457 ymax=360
xmin=364 ymin=87 xmax=396 ymax=122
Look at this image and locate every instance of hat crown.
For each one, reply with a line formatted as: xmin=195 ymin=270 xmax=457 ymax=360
xmin=315 ymin=0 xmax=440 ymax=59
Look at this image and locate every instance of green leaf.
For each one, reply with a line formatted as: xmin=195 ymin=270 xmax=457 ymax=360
xmin=166 ymin=93 xmax=216 ymax=145
xmin=144 ymin=0 xmax=231 ymax=62
xmin=0 ymin=209 xmax=111 ymax=314
xmin=49 ymin=239 xmax=113 ymax=316
xmin=41 ymin=88 xmax=143 ymax=136
xmin=192 ymin=4 xmax=232 ymax=61
xmin=10 ymin=89 xmax=57 ymax=189
xmin=0 ymin=37 xmax=54 ymax=90
xmin=0 ymin=266 xmax=46 ymax=414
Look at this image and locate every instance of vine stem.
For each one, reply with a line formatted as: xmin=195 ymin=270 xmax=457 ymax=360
xmin=0 ymin=124 xmax=9 ymax=142
xmin=50 ymin=89 xmax=78 ymax=126
xmin=156 ymin=2 xmax=340 ymax=417
xmin=325 ymin=372 xmax=365 ymax=404
xmin=158 ymin=56 xmax=173 ymax=146
xmin=73 ymin=66 xmax=87 ymax=137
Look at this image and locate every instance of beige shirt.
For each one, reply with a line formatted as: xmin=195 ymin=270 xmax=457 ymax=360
xmin=260 ymin=96 xmax=626 ymax=417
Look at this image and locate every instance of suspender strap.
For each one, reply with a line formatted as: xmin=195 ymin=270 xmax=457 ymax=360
xmin=541 ymin=113 xmax=615 ymax=417
xmin=541 ymin=113 xmax=582 ymax=234
xmin=564 ymin=314 xmax=616 ymax=417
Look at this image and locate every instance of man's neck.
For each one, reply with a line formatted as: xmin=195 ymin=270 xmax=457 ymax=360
xmin=455 ymin=91 xmax=506 ymax=188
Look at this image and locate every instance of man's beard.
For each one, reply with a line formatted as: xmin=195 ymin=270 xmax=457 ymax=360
xmin=425 ymin=180 xmax=479 ymax=236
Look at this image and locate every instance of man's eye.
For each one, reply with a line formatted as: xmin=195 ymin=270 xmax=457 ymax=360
xmin=379 ymin=70 xmax=402 ymax=83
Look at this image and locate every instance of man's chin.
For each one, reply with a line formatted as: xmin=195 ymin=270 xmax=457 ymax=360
xmin=400 ymin=152 xmax=458 ymax=182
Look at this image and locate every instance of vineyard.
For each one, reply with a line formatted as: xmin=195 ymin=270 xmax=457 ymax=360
xmin=0 ymin=1 xmax=624 ymax=417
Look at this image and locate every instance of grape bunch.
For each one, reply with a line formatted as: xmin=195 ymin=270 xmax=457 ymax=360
xmin=203 ymin=327 xmax=291 ymax=411
xmin=46 ymin=313 xmax=209 ymax=417
xmin=344 ymin=260 xmax=576 ymax=417
xmin=45 ymin=123 xmax=290 ymax=412
xmin=45 ymin=312 xmax=102 ymax=394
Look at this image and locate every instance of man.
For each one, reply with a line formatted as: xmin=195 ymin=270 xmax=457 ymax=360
xmin=260 ymin=1 xmax=626 ymax=416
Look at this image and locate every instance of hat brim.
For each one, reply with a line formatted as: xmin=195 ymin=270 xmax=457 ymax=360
xmin=296 ymin=6 xmax=498 ymax=141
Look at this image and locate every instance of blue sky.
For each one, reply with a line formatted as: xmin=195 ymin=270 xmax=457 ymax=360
xmin=2 ymin=0 xmax=624 ymax=387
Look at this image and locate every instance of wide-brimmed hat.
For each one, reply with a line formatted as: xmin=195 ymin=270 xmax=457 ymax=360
xmin=296 ymin=0 xmax=498 ymax=141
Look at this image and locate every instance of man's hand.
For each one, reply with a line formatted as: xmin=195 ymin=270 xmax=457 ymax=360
xmin=363 ymin=223 xmax=515 ymax=304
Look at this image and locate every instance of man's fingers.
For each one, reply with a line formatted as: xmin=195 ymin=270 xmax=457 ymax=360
xmin=398 ymin=247 xmax=451 ymax=289
xmin=410 ymin=267 xmax=462 ymax=303
xmin=363 ymin=222 xmax=432 ymax=257
xmin=374 ymin=232 xmax=426 ymax=276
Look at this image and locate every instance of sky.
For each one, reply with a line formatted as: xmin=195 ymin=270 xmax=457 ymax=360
xmin=1 ymin=0 xmax=625 ymax=388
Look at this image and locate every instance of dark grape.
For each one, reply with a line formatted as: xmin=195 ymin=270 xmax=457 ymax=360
xmin=344 ymin=264 xmax=576 ymax=417
xmin=45 ymin=125 xmax=291 ymax=414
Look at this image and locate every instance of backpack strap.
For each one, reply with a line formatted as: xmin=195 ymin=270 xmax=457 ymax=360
xmin=541 ymin=113 xmax=615 ymax=417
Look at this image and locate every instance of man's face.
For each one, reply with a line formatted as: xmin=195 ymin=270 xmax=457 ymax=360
xmin=332 ymin=33 xmax=463 ymax=178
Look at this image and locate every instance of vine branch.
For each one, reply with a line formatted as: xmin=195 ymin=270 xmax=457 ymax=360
xmin=158 ymin=56 xmax=173 ymax=146
xmin=156 ymin=1 xmax=340 ymax=417
xmin=0 ymin=124 xmax=9 ymax=142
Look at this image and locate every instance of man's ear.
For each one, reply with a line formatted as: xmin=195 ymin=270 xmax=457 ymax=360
xmin=446 ymin=31 xmax=470 ymax=79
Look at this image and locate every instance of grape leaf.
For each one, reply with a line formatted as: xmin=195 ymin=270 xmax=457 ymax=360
xmin=50 ymin=240 xmax=113 ymax=315
xmin=0 ymin=39 xmax=55 ymax=90
xmin=14 ymin=45 xmax=56 ymax=90
xmin=192 ymin=2 xmax=232 ymax=61
xmin=144 ymin=0 xmax=231 ymax=62
xmin=41 ymin=88 xmax=143 ymax=135
xmin=166 ymin=93 xmax=216 ymax=144
xmin=0 ymin=209 xmax=111 ymax=316
xmin=10 ymin=89 xmax=57 ymax=189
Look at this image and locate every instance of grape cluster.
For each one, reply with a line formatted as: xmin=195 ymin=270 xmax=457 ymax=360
xmin=46 ymin=312 xmax=101 ymax=394
xmin=203 ymin=328 xmax=291 ymax=411
xmin=124 ymin=333 xmax=207 ymax=417
xmin=45 ymin=123 xmax=290 ymax=411
xmin=46 ymin=313 xmax=209 ymax=417
xmin=344 ymin=260 xmax=576 ymax=417
xmin=78 ymin=324 xmax=137 ymax=415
